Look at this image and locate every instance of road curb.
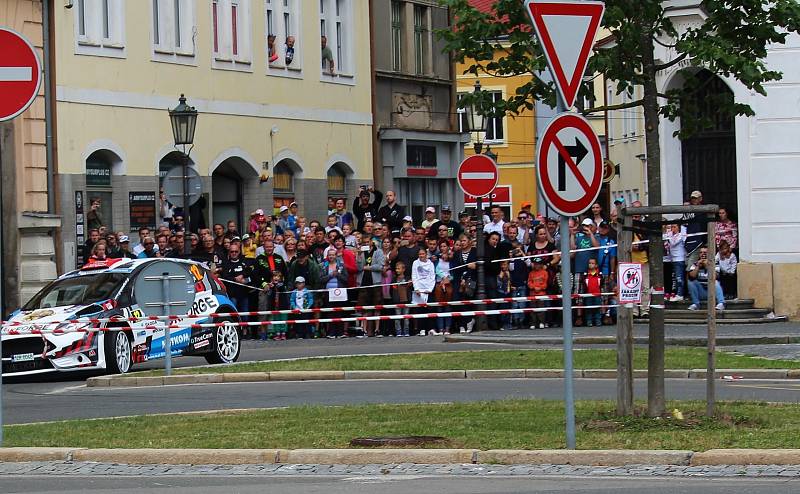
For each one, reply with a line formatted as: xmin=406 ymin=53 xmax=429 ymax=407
xmin=86 ymin=367 xmax=800 ymax=387
xmin=4 ymin=447 xmax=800 ymax=466
xmin=444 ymin=334 xmax=800 ymax=346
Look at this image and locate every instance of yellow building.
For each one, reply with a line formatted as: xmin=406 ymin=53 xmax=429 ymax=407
xmin=456 ymin=55 xmax=538 ymax=219
xmin=53 ymin=0 xmax=373 ymax=269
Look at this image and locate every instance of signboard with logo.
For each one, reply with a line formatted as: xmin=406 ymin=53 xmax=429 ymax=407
xmin=618 ymin=262 xmax=643 ymax=304
xmin=86 ymin=161 xmax=112 ymax=187
xmin=129 ymin=192 xmax=157 ymax=230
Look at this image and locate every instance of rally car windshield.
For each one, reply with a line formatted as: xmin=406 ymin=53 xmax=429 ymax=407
xmin=22 ymin=273 xmax=127 ymax=311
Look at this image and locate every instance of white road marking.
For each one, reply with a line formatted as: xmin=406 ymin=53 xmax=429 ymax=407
xmin=0 ymin=66 xmax=32 ymax=82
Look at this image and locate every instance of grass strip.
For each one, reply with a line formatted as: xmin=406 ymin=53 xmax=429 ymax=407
xmin=131 ymin=348 xmax=800 ymax=377
xmin=6 ymin=400 xmax=800 ymax=451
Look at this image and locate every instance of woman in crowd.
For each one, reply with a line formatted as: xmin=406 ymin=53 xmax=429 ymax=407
xmin=411 ymin=247 xmax=436 ymax=336
xmin=716 ymin=239 xmax=738 ymax=300
xmin=715 ymin=207 xmax=738 ymax=256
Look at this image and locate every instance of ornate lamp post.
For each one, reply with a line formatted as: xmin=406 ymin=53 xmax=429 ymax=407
xmin=463 ymin=80 xmax=490 ymax=331
xmin=168 ymin=94 xmax=198 ymax=255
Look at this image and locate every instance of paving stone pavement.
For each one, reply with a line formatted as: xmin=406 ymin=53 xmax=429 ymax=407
xmin=1 ymin=462 xmax=799 ymax=478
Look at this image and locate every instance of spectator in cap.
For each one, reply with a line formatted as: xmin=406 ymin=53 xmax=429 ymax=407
xmin=117 ymin=234 xmax=137 ymax=259
xmin=427 ymin=205 xmax=462 ymax=240
xmin=421 ymin=206 xmax=437 ymax=230
xmin=377 ymin=190 xmax=405 ymax=237
xmin=683 ymin=190 xmax=705 ymax=267
xmin=289 ymin=275 xmax=315 ymax=339
xmin=520 ymin=201 xmax=533 ymax=215
xmin=249 ymin=209 xmax=264 ymax=235
xmin=352 ymin=186 xmax=383 ymax=232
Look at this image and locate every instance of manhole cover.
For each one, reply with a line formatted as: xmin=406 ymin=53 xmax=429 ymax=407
xmin=349 ymin=436 xmax=448 ymax=447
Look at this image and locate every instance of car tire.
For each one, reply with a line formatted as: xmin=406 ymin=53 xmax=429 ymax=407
xmin=104 ymin=329 xmax=132 ymax=374
xmin=204 ymin=317 xmax=241 ymax=364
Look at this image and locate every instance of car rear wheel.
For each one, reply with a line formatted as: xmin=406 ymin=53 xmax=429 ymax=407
xmin=104 ymin=330 xmax=132 ymax=374
xmin=204 ymin=319 xmax=241 ymax=364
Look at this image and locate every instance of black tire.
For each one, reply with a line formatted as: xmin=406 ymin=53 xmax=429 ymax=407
xmin=204 ymin=317 xmax=241 ymax=364
xmin=103 ymin=329 xmax=132 ymax=374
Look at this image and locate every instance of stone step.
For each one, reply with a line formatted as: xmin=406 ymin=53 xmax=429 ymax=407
xmin=635 ymin=315 xmax=788 ymax=325
xmin=666 ymin=298 xmax=755 ymax=310
xmin=658 ymin=308 xmax=773 ymax=320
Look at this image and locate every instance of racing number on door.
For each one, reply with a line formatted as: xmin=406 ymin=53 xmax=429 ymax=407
xmin=189 ymin=264 xmax=203 ymax=281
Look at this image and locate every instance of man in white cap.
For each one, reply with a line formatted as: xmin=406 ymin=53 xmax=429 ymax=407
xmin=421 ymin=206 xmax=437 ymax=230
xmin=277 ymin=205 xmax=292 ymax=235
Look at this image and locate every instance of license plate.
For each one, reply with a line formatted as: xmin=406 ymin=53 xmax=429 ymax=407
xmin=11 ymin=353 xmax=35 ymax=363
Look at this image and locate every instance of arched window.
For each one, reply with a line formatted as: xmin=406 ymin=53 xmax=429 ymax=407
xmin=273 ymin=160 xmax=294 ymax=193
xmin=327 ymin=163 xmax=347 ymax=194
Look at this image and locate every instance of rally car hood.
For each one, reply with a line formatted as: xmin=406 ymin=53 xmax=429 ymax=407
xmin=4 ymin=303 xmax=108 ymax=334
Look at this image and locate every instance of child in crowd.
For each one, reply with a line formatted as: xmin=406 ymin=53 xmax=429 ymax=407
xmin=496 ymin=261 xmax=512 ymax=330
xmin=392 ymin=261 xmax=411 ymax=337
xmin=666 ymin=223 xmax=687 ymax=301
xmin=241 ymin=234 xmax=257 ymax=259
xmin=527 ymin=257 xmax=550 ymax=329
xmin=581 ymin=258 xmax=604 ymax=326
xmin=716 ymin=239 xmax=738 ymax=300
xmin=411 ymin=247 xmax=436 ymax=336
xmin=434 ymin=245 xmax=453 ymax=335
xmin=289 ymin=276 xmax=315 ymax=339
xmin=268 ymin=271 xmax=288 ymax=341
xmin=509 ymin=242 xmax=530 ymax=329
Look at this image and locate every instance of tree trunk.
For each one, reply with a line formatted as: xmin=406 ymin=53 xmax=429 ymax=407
xmin=640 ymin=29 xmax=666 ymax=418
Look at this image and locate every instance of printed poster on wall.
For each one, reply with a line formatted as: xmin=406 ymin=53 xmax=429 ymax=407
xmin=129 ymin=191 xmax=157 ymax=230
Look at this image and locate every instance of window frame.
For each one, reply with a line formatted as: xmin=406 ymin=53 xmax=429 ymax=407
xmin=265 ymin=0 xmax=302 ymax=77
xmin=390 ymin=1 xmax=402 ymax=72
xmin=74 ymin=0 xmax=126 ymax=58
xmin=484 ymin=91 xmax=505 ymax=144
xmin=211 ymin=0 xmax=253 ymax=72
xmin=413 ymin=4 xmax=429 ymax=76
xmin=152 ymin=0 xmax=197 ymax=64
xmin=319 ymin=0 xmax=354 ymax=83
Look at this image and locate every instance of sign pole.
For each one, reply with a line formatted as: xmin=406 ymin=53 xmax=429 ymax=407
xmin=556 ymin=94 xmax=576 ymax=450
xmin=475 ymin=196 xmax=487 ymax=331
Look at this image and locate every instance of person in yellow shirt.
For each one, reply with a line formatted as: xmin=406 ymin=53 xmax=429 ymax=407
xmin=241 ymin=234 xmax=257 ymax=259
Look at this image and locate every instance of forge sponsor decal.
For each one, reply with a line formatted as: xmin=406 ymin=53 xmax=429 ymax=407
xmin=188 ymin=294 xmax=219 ymax=316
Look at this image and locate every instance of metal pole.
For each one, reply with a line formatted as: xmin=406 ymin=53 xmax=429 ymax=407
xmin=475 ymin=196 xmax=487 ymax=331
xmin=182 ymin=149 xmax=191 ymax=255
xmin=162 ymin=275 xmax=172 ymax=376
xmin=0 ymin=324 xmax=4 ymax=447
xmin=560 ymin=215 xmax=576 ymax=448
xmin=706 ymin=215 xmax=717 ymax=417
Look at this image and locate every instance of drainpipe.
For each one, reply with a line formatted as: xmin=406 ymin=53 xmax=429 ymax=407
xmin=43 ymin=0 xmax=55 ymax=214
xmin=367 ymin=0 xmax=382 ymax=190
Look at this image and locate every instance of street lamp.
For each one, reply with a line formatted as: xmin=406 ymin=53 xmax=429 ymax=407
xmin=168 ymin=94 xmax=198 ymax=255
xmin=464 ymin=80 xmax=488 ymax=154
xmin=463 ymin=80 xmax=492 ymax=331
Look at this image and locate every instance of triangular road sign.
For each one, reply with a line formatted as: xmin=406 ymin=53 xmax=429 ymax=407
xmin=524 ymin=0 xmax=605 ymax=109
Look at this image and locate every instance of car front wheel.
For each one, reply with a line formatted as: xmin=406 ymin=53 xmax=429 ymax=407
xmin=204 ymin=319 xmax=241 ymax=364
xmin=104 ymin=329 xmax=132 ymax=374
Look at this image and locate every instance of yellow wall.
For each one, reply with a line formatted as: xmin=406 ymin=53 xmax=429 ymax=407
xmin=53 ymin=1 xmax=374 ymax=179
xmin=456 ymin=48 xmax=538 ymax=215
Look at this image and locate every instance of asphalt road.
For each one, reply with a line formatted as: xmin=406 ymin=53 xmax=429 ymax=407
xmin=4 ymin=377 xmax=800 ymax=424
xmin=1 ymin=474 xmax=798 ymax=494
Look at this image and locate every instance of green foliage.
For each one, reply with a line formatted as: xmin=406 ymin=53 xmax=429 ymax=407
xmin=438 ymin=0 xmax=800 ymax=138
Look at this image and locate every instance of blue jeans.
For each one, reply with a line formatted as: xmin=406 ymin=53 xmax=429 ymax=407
xmin=584 ymin=296 xmax=602 ymax=325
xmin=672 ymin=261 xmax=686 ymax=297
xmin=688 ymin=280 xmax=724 ymax=306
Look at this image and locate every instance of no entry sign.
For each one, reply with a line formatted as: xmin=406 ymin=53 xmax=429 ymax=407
xmin=0 ymin=28 xmax=42 ymax=122
xmin=457 ymin=154 xmax=499 ymax=198
xmin=536 ymin=112 xmax=603 ymax=216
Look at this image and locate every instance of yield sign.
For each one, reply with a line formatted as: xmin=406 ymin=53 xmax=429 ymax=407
xmin=536 ymin=113 xmax=602 ymax=216
xmin=0 ymin=28 xmax=42 ymax=122
xmin=524 ymin=0 xmax=605 ymax=109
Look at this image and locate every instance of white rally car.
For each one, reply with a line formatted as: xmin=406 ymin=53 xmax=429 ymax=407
xmin=1 ymin=258 xmax=242 ymax=377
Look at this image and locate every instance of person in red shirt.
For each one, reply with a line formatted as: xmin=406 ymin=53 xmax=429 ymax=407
xmin=579 ymin=258 xmax=604 ymax=327
xmin=527 ymin=257 xmax=550 ymax=329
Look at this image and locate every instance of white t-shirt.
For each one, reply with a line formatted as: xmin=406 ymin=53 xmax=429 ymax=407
xmin=483 ymin=220 xmax=505 ymax=235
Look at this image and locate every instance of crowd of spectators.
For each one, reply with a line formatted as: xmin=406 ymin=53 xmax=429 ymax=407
xmin=82 ymin=186 xmax=738 ymax=339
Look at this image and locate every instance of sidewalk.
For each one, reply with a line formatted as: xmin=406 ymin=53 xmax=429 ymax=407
xmin=444 ymin=321 xmax=800 ymax=346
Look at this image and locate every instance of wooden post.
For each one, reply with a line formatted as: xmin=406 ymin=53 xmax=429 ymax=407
xmin=616 ymin=211 xmax=634 ymax=416
xmin=706 ymin=215 xmax=717 ymax=417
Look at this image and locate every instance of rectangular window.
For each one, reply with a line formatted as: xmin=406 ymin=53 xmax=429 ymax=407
xmin=407 ymin=144 xmax=437 ymax=168
xmin=413 ymin=5 xmax=427 ymax=75
xmin=152 ymin=0 xmax=160 ymax=44
xmin=174 ymin=0 xmax=181 ymax=48
xmin=102 ymin=0 xmax=110 ymax=39
xmin=391 ymin=1 xmax=402 ymax=71
xmin=319 ymin=0 xmax=352 ymax=77
xmin=485 ymin=92 xmax=504 ymax=142
xmin=266 ymin=0 xmax=274 ymax=35
xmin=232 ymin=2 xmax=239 ymax=56
xmin=78 ymin=0 xmax=86 ymax=36
xmin=266 ymin=0 xmax=300 ymax=71
xmin=212 ymin=1 xmax=219 ymax=53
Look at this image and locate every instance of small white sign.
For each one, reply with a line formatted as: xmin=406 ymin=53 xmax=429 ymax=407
xmin=329 ymin=287 xmax=347 ymax=302
xmin=618 ymin=263 xmax=643 ymax=304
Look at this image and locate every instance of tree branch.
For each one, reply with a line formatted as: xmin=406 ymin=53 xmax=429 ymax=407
xmin=654 ymin=53 xmax=688 ymax=72
xmin=583 ymin=98 xmax=644 ymax=114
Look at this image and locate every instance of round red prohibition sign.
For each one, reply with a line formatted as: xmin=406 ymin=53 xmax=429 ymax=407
xmin=457 ymin=154 xmax=499 ymax=198
xmin=537 ymin=113 xmax=603 ymax=216
xmin=0 ymin=28 xmax=42 ymax=122
xmin=621 ymin=267 xmax=641 ymax=289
